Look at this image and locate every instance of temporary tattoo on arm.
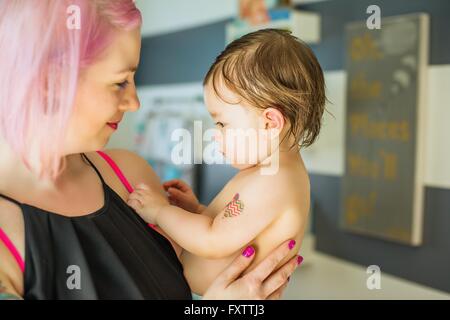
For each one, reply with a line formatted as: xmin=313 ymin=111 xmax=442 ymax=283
xmin=222 ymin=193 xmax=244 ymax=218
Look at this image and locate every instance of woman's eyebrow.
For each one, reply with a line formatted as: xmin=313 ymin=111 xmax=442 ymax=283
xmin=115 ymin=66 xmax=137 ymax=74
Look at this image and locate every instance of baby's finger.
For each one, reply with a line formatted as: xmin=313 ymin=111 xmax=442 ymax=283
xmin=163 ymin=179 xmax=180 ymax=189
xmin=164 ymin=179 xmax=189 ymax=192
xmin=127 ymin=198 xmax=142 ymax=210
xmin=167 ymin=187 xmax=188 ymax=200
xmin=162 ymin=179 xmax=185 ymax=192
xmin=128 ymin=192 xmax=144 ymax=204
xmin=170 ymin=196 xmax=185 ymax=208
xmin=132 ymin=189 xmax=147 ymax=198
xmin=135 ymin=183 xmax=150 ymax=191
xmin=168 ymin=197 xmax=178 ymax=206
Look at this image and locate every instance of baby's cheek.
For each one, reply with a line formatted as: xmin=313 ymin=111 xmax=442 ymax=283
xmin=213 ymin=131 xmax=225 ymax=151
xmin=213 ymin=129 xmax=223 ymax=142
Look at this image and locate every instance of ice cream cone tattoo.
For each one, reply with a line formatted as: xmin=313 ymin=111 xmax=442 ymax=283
xmin=223 ymin=193 xmax=244 ymax=218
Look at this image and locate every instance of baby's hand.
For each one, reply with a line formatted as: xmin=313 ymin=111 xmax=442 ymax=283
xmin=163 ymin=179 xmax=200 ymax=213
xmin=127 ymin=183 xmax=169 ymax=224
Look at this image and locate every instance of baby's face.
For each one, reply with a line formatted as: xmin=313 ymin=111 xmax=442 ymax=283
xmin=203 ymin=80 xmax=276 ymax=169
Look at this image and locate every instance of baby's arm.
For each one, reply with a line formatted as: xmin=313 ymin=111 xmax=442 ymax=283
xmin=128 ymin=179 xmax=283 ymax=259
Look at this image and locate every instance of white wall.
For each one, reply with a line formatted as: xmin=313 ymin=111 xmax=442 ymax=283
xmin=135 ymin=0 xmax=237 ymax=37
xmin=135 ymin=0 xmax=328 ymax=37
xmin=285 ymin=234 xmax=450 ymax=299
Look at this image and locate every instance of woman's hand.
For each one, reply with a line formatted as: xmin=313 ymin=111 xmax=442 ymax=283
xmin=163 ymin=179 xmax=202 ymax=213
xmin=203 ymin=240 xmax=302 ymax=300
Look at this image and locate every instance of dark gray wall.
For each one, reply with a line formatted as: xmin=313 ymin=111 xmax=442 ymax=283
xmin=136 ymin=0 xmax=450 ymax=292
xmin=297 ymin=0 xmax=450 ymax=294
xmin=300 ymin=0 xmax=450 ymax=70
xmin=136 ymin=20 xmax=230 ymax=85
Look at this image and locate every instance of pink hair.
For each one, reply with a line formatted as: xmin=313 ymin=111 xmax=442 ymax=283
xmin=0 ymin=0 xmax=141 ymax=180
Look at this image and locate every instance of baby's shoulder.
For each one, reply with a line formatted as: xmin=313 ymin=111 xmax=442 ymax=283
xmin=241 ymin=164 xmax=308 ymax=194
xmin=232 ymin=169 xmax=296 ymax=208
xmin=208 ymin=164 xmax=309 ymax=216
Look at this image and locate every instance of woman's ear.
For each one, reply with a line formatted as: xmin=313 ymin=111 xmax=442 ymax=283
xmin=262 ymin=107 xmax=285 ymax=131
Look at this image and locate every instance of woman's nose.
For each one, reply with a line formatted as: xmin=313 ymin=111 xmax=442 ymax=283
xmin=119 ymin=89 xmax=140 ymax=113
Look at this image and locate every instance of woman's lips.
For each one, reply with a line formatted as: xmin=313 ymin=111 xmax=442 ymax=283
xmin=107 ymin=122 xmax=119 ymax=130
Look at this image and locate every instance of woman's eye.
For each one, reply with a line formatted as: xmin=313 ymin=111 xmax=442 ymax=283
xmin=215 ymin=122 xmax=224 ymax=128
xmin=116 ymin=80 xmax=129 ymax=90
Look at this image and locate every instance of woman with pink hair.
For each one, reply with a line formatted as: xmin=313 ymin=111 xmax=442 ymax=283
xmin=0 ymin=0 xmax=299 ymax=300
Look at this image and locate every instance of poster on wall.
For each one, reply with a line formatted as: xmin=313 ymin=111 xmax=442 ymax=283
xmin=226 ymin=0 xmax=320 ymax=45
xmin=341 ymin=13 xmax=429 ymax=246
xmin=133 ymin=83 xmax=211 ymax=189
xmin=238 ymin=0 xmax=292 ymax=26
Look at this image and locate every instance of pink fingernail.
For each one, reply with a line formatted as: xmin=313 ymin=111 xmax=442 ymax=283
xmin=297 ymin=255 xmax=304 ymax=265
xmin=242 ymin=246 xmax=255 ymax=258
xmin=288 ymin=240 xmax=296 ymax=250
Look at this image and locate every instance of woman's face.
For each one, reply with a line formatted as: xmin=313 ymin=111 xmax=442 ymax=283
xmin=64 ymin=27 xmax=142 ymax=155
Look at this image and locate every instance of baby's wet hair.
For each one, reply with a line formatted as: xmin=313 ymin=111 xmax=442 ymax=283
xmin=204 ymin=28 xmax=326 ymax=148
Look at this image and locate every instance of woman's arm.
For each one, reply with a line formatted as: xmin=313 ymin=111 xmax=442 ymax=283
xmin=0 ymin=271 xmax=22 ymax=300
xmin=203 ymin=240 xmax=303 ymax=300
xmin=0 ymin=201 xmax=25 ymax=299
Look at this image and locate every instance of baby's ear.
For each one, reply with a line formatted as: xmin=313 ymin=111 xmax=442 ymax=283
xmin=262 ymin=107 xmax=285 ymax=135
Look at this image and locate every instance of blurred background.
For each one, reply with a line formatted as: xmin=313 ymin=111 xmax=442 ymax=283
xmin=107 ymin=0 xmax=450 ymax=299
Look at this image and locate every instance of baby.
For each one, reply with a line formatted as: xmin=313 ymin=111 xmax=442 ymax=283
xmin=127 ymin=29 xmax=326 ymax=297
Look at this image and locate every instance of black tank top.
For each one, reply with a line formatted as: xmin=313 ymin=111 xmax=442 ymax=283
xmin=0 ymin=153 xmax=191 ymax=299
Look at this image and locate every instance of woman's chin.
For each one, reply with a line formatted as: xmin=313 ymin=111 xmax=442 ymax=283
xmin=92 ymin=133 xmax=111 ymax=151
xmin=100 ymin=137 xmax=111 ymax=149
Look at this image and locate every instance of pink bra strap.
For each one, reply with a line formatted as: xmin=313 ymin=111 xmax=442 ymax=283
xmin=96 ymin=150 xmax=157 ymax=229
xmin=96 ymin=150 xmax=134 ymax=193
xmin=0 ymin=227 xmax=25 ymax=273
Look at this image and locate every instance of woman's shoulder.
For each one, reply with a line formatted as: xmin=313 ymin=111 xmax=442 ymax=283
xmin=0 ymin=198 xmax=25 ymax=256
xmin=85 ymin=149 xmax=163 ymax=194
